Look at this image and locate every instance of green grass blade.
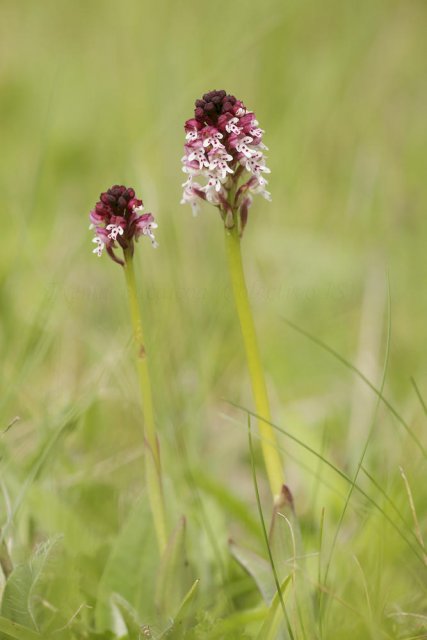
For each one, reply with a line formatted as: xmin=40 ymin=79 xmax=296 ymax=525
xmin=193 ymin=469 xmax=262 ymax=540
xmin=361 ymin=465 xmax=416 ymax=535
xmin=269 ymin=495 xmax=318 ymax=639
xmin=229 ymin=541 xmax=275 ymax=603
xmin=160 ymin=579 xmax=200 ymax=639
xmin=411 ymin=376 xmax=427 ymax=417
xmin=320 ymin=276 xmax=392 ymax=622
xmin=281 ymin=316 xmax=427 ymax=458
xmin=256 ymin=574 xmax=293 ymax=640
xmin=173 ymin=578 xmax=200 ymax=625
xmin=230 ymin=403 xmax=425 ymax=565
xmin=204 ymin=608 xmax=267 ymax=640
xmin=248 ymin=418 xmax=295 ymax=640
xmin=155 ymin=516 xmax=193 ymax=619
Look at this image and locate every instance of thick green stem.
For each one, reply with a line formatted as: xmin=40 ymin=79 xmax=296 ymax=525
xmin=225 ymin=225 xmax=284 ymax=501
xmin=123 ymin=248 xmax=167 ymax=553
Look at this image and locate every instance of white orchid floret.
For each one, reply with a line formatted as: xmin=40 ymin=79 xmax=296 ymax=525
xmin=249 ymin=178 xmax=272 ymax=201
xmin=208 ymin=148 xmax=233 ymax=163
xmin=185 ymin=128 xmax=198 ymax=142
xmin=244 ymin=153 xmax=271 ymax=175
xmin=181 ymin=192 xmax=201 ymax=216
xmin=236 ymin=136 xmax=257 ymax=159
xmin=106 ymin=224 xmax=124 ymax=241
xmin=203 ymin=132 xmax=224 ymax=148
xmin=226 ymin=118 xmax=242 ymax=135
xmin=202 ymin=175 xmax=223 ymax=193
xmin=249 ymin=127 xmax=264 ymax=138
xmin=205 ymin=187 xmax=222 ymax=205
xmin=208 ymin=156 xmax=234 ymax=180
xmin=142 ymin=222 xmax=158 ymax=248
xmin=181 ymin=181 xmax=203 ymax=216
xmin=92 ymin=236 xmax=105 ymax=257
xmin=187 ymin=147 xmax=209 ymax=170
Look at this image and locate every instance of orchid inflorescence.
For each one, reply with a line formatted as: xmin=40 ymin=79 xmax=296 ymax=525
xmin=90 ymin=185 xmax=158 ymax=265
xmin=181 ymin=90 xmax=271 ymax=233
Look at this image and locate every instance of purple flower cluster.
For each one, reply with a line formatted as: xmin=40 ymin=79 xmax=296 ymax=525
xmin=181 ymin=90 xmax=271 ymax=230
xmin=90 ymin=185 xmax=158 ymax=265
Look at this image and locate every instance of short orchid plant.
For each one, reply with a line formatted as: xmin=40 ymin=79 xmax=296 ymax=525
xmin=89 ymin=185 xmax=167 ymax=553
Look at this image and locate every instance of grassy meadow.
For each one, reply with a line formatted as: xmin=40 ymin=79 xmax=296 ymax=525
xmin=1 ymin=0 xmax=427 ymax=638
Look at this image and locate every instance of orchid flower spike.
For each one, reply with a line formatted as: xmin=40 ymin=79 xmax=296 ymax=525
xmin=89 ymin=185 xmax=158 ymax=265
xmin=181 ymin=90 xmax=271 ymax=234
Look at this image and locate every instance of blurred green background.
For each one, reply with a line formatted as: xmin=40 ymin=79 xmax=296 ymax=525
xmin=1 ymin=0 xmax=427 ymax=637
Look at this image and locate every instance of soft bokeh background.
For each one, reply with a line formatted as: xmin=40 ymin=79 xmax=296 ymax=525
xmin=1 ymin=0 xmax=426 ymax=637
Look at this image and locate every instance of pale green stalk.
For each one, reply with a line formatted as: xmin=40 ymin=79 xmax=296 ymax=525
xmin=225 ymin=223 xmax=284 ymax=501
xmin=123 ymin=248 xmax=167 ymax=553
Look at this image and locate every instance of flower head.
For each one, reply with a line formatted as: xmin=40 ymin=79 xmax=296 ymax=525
xmin=181 ymin=90 xmax=271 ymax=232
xmin=89 ymin=185 xmax=158 ymax=265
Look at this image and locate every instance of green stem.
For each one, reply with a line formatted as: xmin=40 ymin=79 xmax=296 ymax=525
xmin=225 ymin=225 xmax=284 ymax=501
xmin=123 ymin=248 xmax=167 ymax=553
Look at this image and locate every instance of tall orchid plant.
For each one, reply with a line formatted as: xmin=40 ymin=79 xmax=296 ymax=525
xmin=181 ymin=90 xmax=284 ymax=502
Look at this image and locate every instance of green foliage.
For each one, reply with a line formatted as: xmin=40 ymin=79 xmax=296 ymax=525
xmin=160 ymin=579 xmax=200 ymax=639
xmin=155 ymin=517 xmax=193 ymax=619
xmin=95 ymin=499 xmax=159 ymax=632
xmin=229 ymin=540 xmax=275 ymax=604
xmin=268 ymin=497 xmax=317 ymax=639
xmin=256 ymin=575 xmax=292 ymax=640
xmin=1 ymin=537 xmax=81 ymax=638
xmin=0 ymin=616 xmax=42 ymax=640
